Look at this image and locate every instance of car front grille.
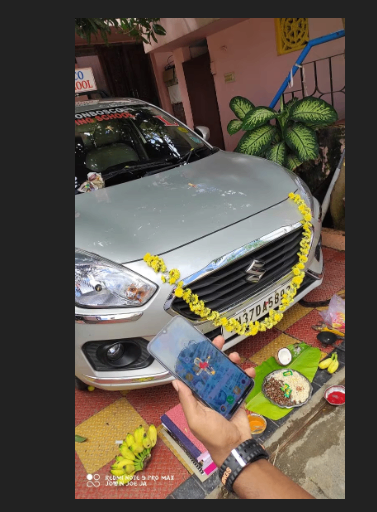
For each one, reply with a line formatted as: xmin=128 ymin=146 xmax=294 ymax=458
xmin=172 ymin=227 xmax=303 ymax=320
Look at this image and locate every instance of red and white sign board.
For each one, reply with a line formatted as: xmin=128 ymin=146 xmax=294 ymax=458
xmin=75 ymin=67 xmax=97 ymax=93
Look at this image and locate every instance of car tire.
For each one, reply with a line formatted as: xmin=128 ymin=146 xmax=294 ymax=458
xmin=75 ymin=376 xmax=88 ymax=391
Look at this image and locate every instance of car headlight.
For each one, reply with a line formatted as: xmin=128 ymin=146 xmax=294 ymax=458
xmin=75 ymin=248 xmax=157 ymax=308
xmin=284 ymin=169 xmax=314 ymax=215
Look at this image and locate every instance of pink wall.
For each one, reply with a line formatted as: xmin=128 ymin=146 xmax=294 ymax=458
xmin=207 ymin=18 xmax=345 ymax=150
xmin=144 ymin=18 xmax=221 ymax=52
xmin=150 ymin=51 xmax=174 ymax=115
xmin=172 ymin=47 xmax=194 ymax=128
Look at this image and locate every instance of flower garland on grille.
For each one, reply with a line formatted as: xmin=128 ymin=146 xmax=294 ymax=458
xmin=143 ymin=192 xmax=312 ymax=337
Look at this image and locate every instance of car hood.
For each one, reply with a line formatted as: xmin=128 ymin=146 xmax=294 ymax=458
xmin=75 ymin=151 xmax=296 ymax=263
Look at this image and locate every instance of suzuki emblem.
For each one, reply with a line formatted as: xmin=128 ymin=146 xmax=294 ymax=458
xmin=245 ymin=259 xmax=266 ymax=283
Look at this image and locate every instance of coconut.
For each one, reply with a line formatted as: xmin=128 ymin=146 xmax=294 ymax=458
xmin=275 ymin=347 xmax=292 ymax=366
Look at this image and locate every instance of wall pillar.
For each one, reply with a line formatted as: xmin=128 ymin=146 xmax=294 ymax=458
xmin=149 ymin=52 xmax=174 ymax=114
xmin=172 ymin=47 xmax=194 ymax=128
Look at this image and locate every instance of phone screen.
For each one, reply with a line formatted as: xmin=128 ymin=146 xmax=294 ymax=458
xmin=148 ymin=317 xmax=254 ymax=418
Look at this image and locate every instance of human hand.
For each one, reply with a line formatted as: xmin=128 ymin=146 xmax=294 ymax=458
xmin=171 ymin=335 xmax=256 ymax=467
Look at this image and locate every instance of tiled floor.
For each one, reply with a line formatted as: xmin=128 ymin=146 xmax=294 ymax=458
xmin=75 ymin=244 xmax=345 ymax=499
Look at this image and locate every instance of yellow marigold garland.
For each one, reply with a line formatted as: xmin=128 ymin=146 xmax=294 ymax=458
xmin=143 ymin=192 xmax=312 ymax=337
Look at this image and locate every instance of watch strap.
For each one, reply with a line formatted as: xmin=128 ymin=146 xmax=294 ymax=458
xmin=219 ymin=439 xmax=269 ymax=492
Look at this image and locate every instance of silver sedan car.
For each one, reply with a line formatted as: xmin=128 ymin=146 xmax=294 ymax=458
xmin=75 ymin=98 xmax=323 ymax=391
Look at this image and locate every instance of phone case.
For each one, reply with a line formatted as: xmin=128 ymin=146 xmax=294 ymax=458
xmin=147 ymin=316 xmax=254 ymax=419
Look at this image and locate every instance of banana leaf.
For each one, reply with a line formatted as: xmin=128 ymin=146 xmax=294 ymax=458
xmin=75 ymin=434 xmax=87 ymax=443
xmin=245 ymin=343 xmax=321 ymax=421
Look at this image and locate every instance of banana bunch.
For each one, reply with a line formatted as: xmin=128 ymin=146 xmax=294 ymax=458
xmin=318 ymin=352 xmax=339 ymax=374
xmin=110 ymin=424 xmax=158 ymax=485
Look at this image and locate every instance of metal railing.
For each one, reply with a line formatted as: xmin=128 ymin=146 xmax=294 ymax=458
xmin=282 ymin=53 xmax=345 ymax=108
xmin=269 ymin=29 xmax=345 ymax=109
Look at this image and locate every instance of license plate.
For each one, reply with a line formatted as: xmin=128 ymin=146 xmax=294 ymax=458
xmin=224 ymin=283 xmax=291 ymax=339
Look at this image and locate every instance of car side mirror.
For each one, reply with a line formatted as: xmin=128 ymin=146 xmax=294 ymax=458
xmin=194 ymin=126 xmax=210 ymax=142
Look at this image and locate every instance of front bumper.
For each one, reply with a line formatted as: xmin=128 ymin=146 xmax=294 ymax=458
xmin=75 ymin=198 xmax=323 ymax=391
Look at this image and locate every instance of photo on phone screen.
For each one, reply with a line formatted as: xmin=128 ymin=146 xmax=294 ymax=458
xmin=148 ymin=317 xmax=254 ymax=418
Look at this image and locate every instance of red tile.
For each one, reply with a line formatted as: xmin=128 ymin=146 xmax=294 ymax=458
xmin=331 ymin=251 xmax=345 ymax=265
xmin=304 ymin=261 xmax=345 ymax=303
xmin=126 ymin=384 xmax=180 ymax=426
xmin=225 ymin=328 xmax=280 ymax=361
xmin=285 ymin=309 xmax=342 ymax=353
xmin=75 ymin=437 xmax=190 ymax=499
xmin=322 ymin=247 xmax=339 ymax=262
xmin=75 ymin=388 xmax=122 ymax=427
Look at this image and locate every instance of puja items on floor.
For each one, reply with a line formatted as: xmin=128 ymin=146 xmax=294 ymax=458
xmin=325 ymin=385 xmax=345 ymax=406
xmin=263 ymin=369 xmax=312 ymax=408
xmin=319 ymin=294 xmax=345 ymax=333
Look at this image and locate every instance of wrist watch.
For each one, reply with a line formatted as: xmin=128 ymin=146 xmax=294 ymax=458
xmin=219 ymin=439 xmax=269 ymax=492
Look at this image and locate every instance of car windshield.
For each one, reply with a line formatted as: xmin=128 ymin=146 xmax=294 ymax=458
xmin=75 ymin=104 xmax=213 ymax=193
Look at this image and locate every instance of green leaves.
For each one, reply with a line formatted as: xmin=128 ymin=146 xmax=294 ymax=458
xmin=285 ymin=123 xmax=319 ymax=161
xmin=152 ymin=23 xmax=166 ymax=36
xmin=227 ymin=119 xmax=243 ymax=135
xmin=75 ymin=18 xmax=166 ymax=45
xmin=236 ymin=125 xmax=277 ymax=156
xmin=229 ymin=93 xmax=336 ymax=170
xmin=266 ymin=142 xmax=287 ymax=166
xmin=75 ymin=435 xmax=87 ymax=443
xmin=229 ymin=96 xmax=255 ymax=120
xmin=289 ymin=97 xmax=338 ymax=128
xmin=285 ymin=153 xmax=303 ymax=171
xmin=242 ymin=107 xmax=276 ymax=130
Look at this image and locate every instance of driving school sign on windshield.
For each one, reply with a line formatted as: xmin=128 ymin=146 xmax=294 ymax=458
xmin=75 ymin=67 xmax=97 ymax=93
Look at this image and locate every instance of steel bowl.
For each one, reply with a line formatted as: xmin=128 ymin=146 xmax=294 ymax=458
xmin=262 ymin=368 xmax=313 ymax=409
xmin=324 ymin=385 xmax=345 ymax=406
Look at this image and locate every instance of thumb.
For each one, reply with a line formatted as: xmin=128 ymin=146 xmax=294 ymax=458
xmin=172 ymin=380 xmax=199 ymax=418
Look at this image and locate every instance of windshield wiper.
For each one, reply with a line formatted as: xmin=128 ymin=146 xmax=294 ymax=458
xmin=104 ymin=160 xmax=173 ymax=181
xmin=143 ymin=147 xmax=214 ymax=177
xmin=174 ymin=146 xmax=208 ymax=165
xmin=104 ymin=146 xmax=212 ymax=181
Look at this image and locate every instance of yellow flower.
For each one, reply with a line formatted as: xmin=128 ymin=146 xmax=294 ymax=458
xmin=299 ymin=255 xmax=308 ymax=263
xmin=182 ymin=289 xmax=192 ymax=301
xmin=190 ymin=294 xmax=199 ymax=305
xmin=259 ymin=324 xmax=267 ymax=332
xmin=208 ymin=311 xmax=220 ymax=322
xmin=293 ymin=268 xmax=301 ymax=276
xmin=174 ymin=287 xmax=184 ymax=298
xmin=161 ymin=275 xmax=166 ymax=283
xmin=304 ymin=214 xmax=311 ymax=221
xmin=288 ymin=192 xmax=295 ymax=199
xmin=143 ymin=253 xmax=152 ymax=262
xmin=168 ymin=269 xmax=181 ymax=284
xmin=292 ymin=276 xmax=303 ymax=285
xmin=220 ymin=318 xmax=229 ymax=327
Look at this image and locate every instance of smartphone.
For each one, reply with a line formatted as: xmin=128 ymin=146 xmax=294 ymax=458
xmin=147 ymin=316 xmax=254 ymax=419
